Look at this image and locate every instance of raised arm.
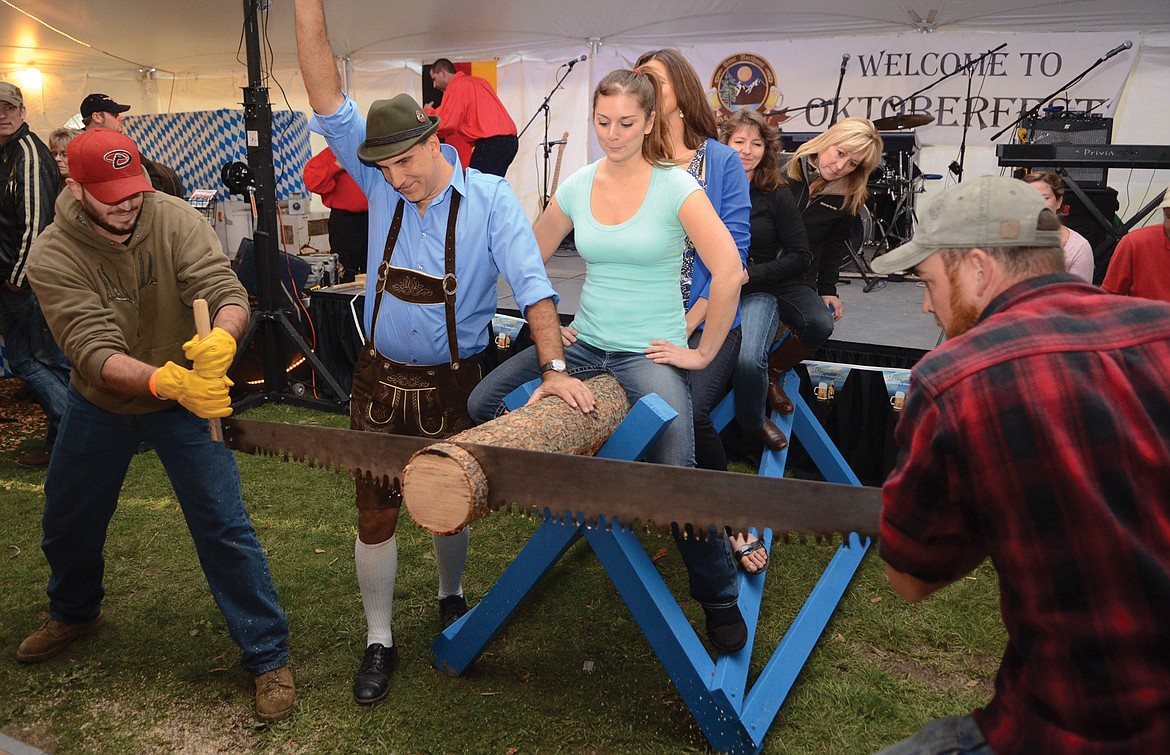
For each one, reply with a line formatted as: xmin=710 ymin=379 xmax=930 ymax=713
xmin=294 ymin=0 xmax=345 ymax=115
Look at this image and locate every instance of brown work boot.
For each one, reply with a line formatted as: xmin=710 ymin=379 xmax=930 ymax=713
xmin=16 ymin=611 xmax=106 ymax=663
xmin=766 ymin=334 xmax=814 ymax=414
xmin=254 ymin=665 xmax=296 ymax=723
xmin=16 ymin=448 xmax=51 ymax=469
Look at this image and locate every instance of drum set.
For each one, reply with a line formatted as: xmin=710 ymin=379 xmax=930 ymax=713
xmin=846 ymin=113 xmax=938 ymax=289
xmin=855 ymin=114 xmax=932 ymax=248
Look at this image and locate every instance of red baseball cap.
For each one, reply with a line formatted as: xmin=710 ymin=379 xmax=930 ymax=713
xmin=67 ymin=128 xmax=155 ymax=204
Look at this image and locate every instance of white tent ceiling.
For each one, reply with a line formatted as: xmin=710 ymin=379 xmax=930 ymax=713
xmin=2 ymin=0 xmax=1169 ymax=77
xmin=4 ymin=0 xmax=1167 ymax=227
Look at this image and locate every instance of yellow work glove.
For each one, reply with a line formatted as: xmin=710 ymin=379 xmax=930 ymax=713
xmin=183 ymin=327 xmax=237 ymax=379
xmin=150 ymin=361 xmax=235 ymax=419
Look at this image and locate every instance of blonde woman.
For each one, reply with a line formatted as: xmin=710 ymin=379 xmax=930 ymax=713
xmin=771 ymin=117 xmax=883 ymax=412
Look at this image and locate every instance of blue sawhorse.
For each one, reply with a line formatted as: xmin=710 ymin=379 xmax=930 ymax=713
xmin=432 ymin=370 xmax=869 ymax=753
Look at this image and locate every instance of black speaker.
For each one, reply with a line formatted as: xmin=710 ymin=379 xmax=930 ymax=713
xmin=232 ymin=237 xmax=312 ymax=298
xmin=1062 ymin=186 xmax=1121 ymax=283
xmin=1023 ymin=115 xmax=1113 ymax=187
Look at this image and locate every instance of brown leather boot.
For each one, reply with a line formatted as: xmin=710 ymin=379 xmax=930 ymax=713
xmin=766 ymin=334 xmax=814 ymax=415
xmin=757 ymin=418 xmax=789 ymax=451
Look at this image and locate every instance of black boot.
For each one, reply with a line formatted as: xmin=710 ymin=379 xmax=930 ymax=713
xmin=767 ymin=334 xmax=813 ymax=415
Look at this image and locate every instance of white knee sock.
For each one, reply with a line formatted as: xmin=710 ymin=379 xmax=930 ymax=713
xmin=433 ymin=527 xmax=468 ymax=599
xmin=355 ymin=535 xmax=396 ymax=647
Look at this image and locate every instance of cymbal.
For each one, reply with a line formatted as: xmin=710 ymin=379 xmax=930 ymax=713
xmin=873 ymin=113 xmax=935 ymax=130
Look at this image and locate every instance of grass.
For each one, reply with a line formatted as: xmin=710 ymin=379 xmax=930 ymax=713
xmin=0 ymin=401 xmax=1005 ymax=754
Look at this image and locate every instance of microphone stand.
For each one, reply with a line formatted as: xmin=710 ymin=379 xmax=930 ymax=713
xmin=886 ymin=42 xmax=1008 ymax=121
xmin=830 ymin=58 xmax=847 ymax=125
xmin=762 ymin=98 xmax=838 ymax=125
xmin=950 ymin=70 xmax=975 ymax=183
xmin=519 ymin=60 xmax=583 ymax=210
xmin=990 ymin=44 xmax=1127 ymax=141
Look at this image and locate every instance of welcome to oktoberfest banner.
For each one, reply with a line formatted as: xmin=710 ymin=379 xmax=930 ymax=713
xmin=675 ymin=32 xmax=1137 ymax=147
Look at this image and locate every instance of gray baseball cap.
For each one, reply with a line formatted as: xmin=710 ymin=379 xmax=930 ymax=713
xmin=872 ymin=175 xmax=1063 ymax=274
xmin=0 ymin=82 xmax=23 ymax=108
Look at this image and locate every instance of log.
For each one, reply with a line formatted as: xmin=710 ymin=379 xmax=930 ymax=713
xmin=402 ymin=373 xmax=629 ymax=534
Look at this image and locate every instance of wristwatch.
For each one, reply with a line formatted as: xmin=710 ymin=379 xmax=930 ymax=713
xmin=540 ymin=359 xmax=567 ymax=375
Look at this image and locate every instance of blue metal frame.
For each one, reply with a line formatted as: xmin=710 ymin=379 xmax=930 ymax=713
xmin=432 ymin=368 xmax=870 ymax=753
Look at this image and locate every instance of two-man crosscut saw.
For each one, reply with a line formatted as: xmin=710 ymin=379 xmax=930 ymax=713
xmin=222 ymin=418 xmax=881 ymax=540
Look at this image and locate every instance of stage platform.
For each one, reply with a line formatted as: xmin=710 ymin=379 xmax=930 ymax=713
xmin=498 ymin=249 xmax=944 ymax=358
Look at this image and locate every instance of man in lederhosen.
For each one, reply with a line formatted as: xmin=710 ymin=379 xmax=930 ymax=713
xmin=295 ymin=0 xmax=595 ymax=706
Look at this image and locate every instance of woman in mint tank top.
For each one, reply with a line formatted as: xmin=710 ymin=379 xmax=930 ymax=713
xmin=468 ymin=68 xmax=751 ymax=654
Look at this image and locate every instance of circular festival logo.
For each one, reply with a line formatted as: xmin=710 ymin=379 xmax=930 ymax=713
xmin=708 ymin=53 xmax=786 ymax=125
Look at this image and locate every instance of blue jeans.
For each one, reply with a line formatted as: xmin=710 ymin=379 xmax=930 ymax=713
xmin=734 ymin=286 xmax=833 ymax=432
xmin=468 ymin=339 xmax=738 ymax=609
xmin=687 ymin=326 xmax=740 ymax=472
xmin=875 ymin=714 xmax=994 ymax=755
xmin=41 ymin=387 xmax=290 ymax=674
xmin=0 ymin=285 xmax=71 ymax=450
xmin=469 ymin=339 xmax=695 ymax=466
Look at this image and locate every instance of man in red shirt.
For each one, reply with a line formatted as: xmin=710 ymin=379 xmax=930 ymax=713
xmin=303 ymin=146 xmax=368 ymax=282
xmin=1101 ymin=187 xmax=1170 ymax=303
xmin=425 ymin=59 xmax=518 ymax=178
xmin=870 ymin=176 xmax=1170 ymax=754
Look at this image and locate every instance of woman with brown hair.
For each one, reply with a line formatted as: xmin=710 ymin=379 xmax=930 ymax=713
xmin=772 ymin=117 xmax=883 ymax=412
xmin=1019 ymin=170 xmax=1094 ymax=281
xmin=719 ymin=109 xmax=823 ymax=456
xmin=633 ymin=48 xmax=751 ymax=473
xmin=468 ymin=68 xmax=751 ymax=651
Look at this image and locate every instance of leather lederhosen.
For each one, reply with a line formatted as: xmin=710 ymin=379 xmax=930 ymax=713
xmin=350 ymin=191 xmax=484 ymax=502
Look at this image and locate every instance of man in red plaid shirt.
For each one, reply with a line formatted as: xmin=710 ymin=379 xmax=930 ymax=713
xmin=870 ymin=176 xmax=1170 ymax=755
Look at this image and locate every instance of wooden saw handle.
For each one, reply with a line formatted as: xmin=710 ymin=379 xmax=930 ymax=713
xmin=192 ymin=298 xmax=224 ymax=443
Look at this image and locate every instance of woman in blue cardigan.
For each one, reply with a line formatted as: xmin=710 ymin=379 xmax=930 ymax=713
xmin=634 ymin=48 xmax=751 ymax=474
xmin=635 ymin=49 xmax=767 ymax=577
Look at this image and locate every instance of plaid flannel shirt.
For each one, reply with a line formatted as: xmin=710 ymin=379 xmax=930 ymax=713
xmin=881 ymin=274 xmax=1170 ymax=753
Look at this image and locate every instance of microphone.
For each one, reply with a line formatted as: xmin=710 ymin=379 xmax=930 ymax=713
xmin=1104 ymin=40 xmax=1133 ymax=59
xmin=840 ymin=53 xmax=850 ymax=73
xmin=566 ymin=54 xmax=588 ymax=68
xmin=545 ymin=139 xmax=567 ymax=146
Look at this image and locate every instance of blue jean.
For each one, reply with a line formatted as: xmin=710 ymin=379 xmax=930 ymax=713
xmin=875 ymin=714 xmax=994 ymax=755
xmin=687 ymin=326 xmax=740 ymax=472
xmin=733 ymin=285 xmax=833 ymax=432
xmin=0 ymin=285 xmax=71 ymax=449
xmin=468 ymin=339 xmax=738 ymax=609
xmin=41 ymin=387 xmax=290 ymax=674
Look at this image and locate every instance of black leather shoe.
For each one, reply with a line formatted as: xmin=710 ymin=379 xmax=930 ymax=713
xmin=352 ymin=643 xmax=398 ymax=705
xmin=757 ymin=419 xmax=789 ymax=452
xmin=438 ymin=595 xmax=468 ymax=630
xmin=704 ymin=605 xmax=747 ymax=654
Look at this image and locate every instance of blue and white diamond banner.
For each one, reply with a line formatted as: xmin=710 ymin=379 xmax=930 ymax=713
xmin=124 ymin=110 xmax=310 ymax=202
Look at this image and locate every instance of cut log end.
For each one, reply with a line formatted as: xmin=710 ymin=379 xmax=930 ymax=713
xmin=403 ymin=373 xmax=631 ymax=535
xmin=402 ymin=442 xmax=489 ymax=535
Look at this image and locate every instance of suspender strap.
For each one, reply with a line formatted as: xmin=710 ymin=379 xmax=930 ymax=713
xmin=367 ymin=190 xmax=464 ymax=368
xmin=443 ymin=191 xmax=462 ymax=369
xmin=369 ymin=198 xmax=407 ymax=343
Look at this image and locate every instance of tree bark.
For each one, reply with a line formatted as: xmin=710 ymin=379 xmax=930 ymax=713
xmin=402 ymin=373 xmax=628 ymax=534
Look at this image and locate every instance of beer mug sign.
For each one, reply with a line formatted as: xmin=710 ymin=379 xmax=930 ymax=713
xmin=890 ymin=390 xmax=906 ymax=411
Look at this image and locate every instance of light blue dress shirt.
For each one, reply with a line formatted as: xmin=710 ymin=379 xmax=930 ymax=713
xmin=311 ymin=96 xmax=557 ymax=364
